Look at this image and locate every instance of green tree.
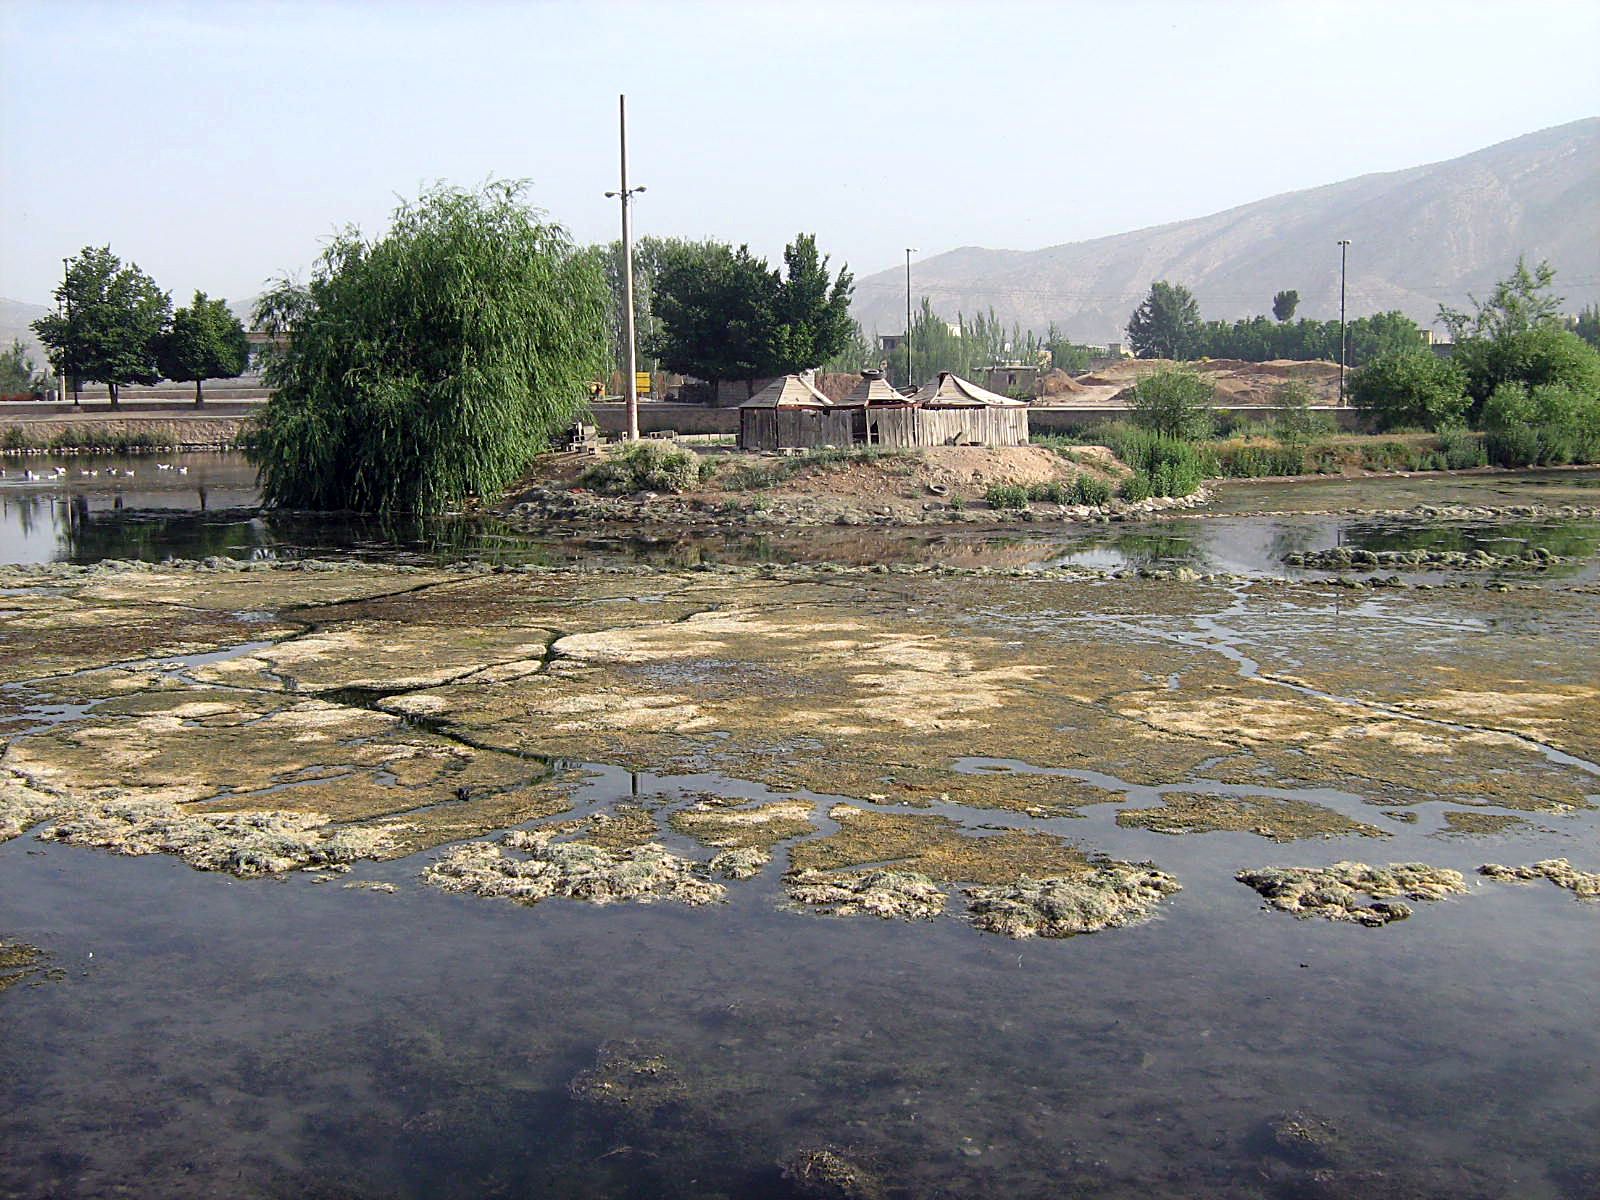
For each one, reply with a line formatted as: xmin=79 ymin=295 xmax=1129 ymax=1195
xmin=156 ymin=291 xmax=249 ymax=406
xmin=649 ymin=241 xmax=780 ymax=393
xmin=249 ymin=182 xmax=608 ymax=514
xmin=1126 ymin=281 xmax=1202 ymax=360
xmin=1348 ymin=350 xmax=1468 ymax=431
xmin=648 ymin=233 xmax=854 ymax=392
xmin=1129 ymin=364 xmax=1215 ymax=439
xmin=31 ymin=246 xmax=171 ymax=406
xmin=1272 ymin=290 xmax=1299 ymax=322
xmin=1438 ymin=256 xmax=1562 ymax=342
xmin=0 ymin=339 xmax=52 ymax=394
xmin=1574 ymin=303 xmax=1600 ymax=350
xmin=772 ymin=232 xmax=855 ymax=372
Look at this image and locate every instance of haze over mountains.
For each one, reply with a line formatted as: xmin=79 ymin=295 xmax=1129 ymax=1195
xmin=851 ymin=119 xmax=1600 ymax=344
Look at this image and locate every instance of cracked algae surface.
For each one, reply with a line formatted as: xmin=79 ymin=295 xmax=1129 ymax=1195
xmin=2 ymin=559 xmax=1595 ymax=936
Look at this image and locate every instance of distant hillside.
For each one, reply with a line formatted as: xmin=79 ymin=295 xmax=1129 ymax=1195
xmin=852 ymin=119 xmax=1600 ymax=342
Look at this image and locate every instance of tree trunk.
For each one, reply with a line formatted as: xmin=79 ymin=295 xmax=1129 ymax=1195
xmin=195 ymin=379 xmax=203 ymax=407
xmin=108 ymin=382 xmax=118 ymax=408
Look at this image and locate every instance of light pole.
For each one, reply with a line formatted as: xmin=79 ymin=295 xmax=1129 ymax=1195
xmin=605 ymin=94 xmax=646 ymax=441
xmin=904 ymin=247 xmax=917 ymax=391
xmin=1337 ymin=238 xmax=1351 ymax=405
xmin=60 ymin=256 xmax=79 ymax=407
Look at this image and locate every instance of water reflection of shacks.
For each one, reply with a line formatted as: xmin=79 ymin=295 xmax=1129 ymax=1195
xmin=737 ymin=369 xmax=1030 ymax=451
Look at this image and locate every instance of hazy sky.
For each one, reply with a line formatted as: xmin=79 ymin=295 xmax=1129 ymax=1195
xmin=3 ymin=0 xmax=1597 ymax=308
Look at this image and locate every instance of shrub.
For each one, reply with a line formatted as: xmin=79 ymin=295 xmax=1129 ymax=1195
xmin=1026 ymin=481 xmax=1067 ymax=504
xmin=581 ymin=441 xmax=705 ymax=494
xmin=1128 ymin=365 xmax=1215 ymax=440
xmin=1438 ymin=428 xmax=1486 ymax=470
xmin=1481 ymin=381 xmax=1600 ymax=467
xmin=1070 ymin=475 xmax=1113 ymax=506
xmin=985 ymin=483 xmax=1030 ymax=509
xmin=1348 ymin=350 xmax=1468 ymax=431
xmin=1272 ymin=381 xmax=1334 ymax=443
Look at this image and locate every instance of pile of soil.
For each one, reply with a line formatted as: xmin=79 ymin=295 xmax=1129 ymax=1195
xmin=1052 ymin=358 xmax=1341 ymax=408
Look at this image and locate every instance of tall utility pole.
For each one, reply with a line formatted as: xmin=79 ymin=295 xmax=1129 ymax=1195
xmin=606 ymin=95 xmax=646 ymax=440
xmin=1337 ymin=238 xmax=1351 ymax=405
xmin=904 ymin=247 xmax=916 ymax=391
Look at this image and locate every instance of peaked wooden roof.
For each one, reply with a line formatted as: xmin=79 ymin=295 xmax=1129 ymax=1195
xmin=738 ymin=375 xmax=835 ymax=409
xmin=910 ymin=371 xmax=1026 ymax=407
xmin=840 ymin=371 xmax=911 ymax=406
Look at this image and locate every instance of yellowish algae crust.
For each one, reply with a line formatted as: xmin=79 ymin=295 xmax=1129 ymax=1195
xmin=1115 ymin=792 xmax=1387 ymax=841
xmin=3 ymin=559 xmax=1595 ymax=932
xmin=1438 ymin=811 xmax=1527 ymax=835
xmin=1236 ymin=862 xmax=1469 ymax=926
xmin=1479 ymin=858 xmax=1600 ymax=899
xmin=966 ymin=865 xmax=1182 ymax=938
xmin=422 ymin=827 xmax=724 ymax=907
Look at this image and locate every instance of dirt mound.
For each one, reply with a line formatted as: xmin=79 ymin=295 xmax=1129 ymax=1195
xmin=1037 ymin=368 xmax=1086 ymax=397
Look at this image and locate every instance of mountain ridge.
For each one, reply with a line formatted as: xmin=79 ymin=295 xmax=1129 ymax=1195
xmin=851 ymin=118 xmax=1600 ymax=342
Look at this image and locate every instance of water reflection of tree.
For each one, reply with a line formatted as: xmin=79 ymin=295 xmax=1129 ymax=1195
xmin=60 ymin=513 xmax=270 ymax=564
xmin=1072 ymin=529 xmax=1203 ymax=568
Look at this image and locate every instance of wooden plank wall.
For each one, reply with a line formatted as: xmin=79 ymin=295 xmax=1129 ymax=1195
xmin=739 ymin=408 xmax=855 ymax=450
xmin=863 ymin=408 xmax=1029 ymax=448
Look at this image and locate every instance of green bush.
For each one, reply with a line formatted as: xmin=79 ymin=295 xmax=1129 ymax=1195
xmin=985 ymin=483 xmax=1030 ymax=509
xmin=1128 ymin=365 xmax=1215 ymax=440
xmin=1026 ymin=481 xmax=1067 ymax=503
xmin=1214 ymin=444 xmax=1308 ymax=478
xmin=1070 ymin=475 xmax=1113 ymax=505
xmin=1438 ymin=428 xmax=1487 ymax=470
xmin=1481 ymin=381 xmax=1600 ymax=467
xmin=581 ymin=441 xmax=705 ymax=494
xmin=1349 ymin=350 xmax=1468 ymax=431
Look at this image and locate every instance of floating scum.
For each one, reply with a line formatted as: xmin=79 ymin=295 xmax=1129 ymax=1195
xmin=2 ymin=558 xmax=1597 ymax=937
xmin=249 ymin=182 xmax=610 ymax=514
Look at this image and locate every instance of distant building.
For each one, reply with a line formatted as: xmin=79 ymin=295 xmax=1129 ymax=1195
xmin=983 ymin=363 xmax=1038 ymax=396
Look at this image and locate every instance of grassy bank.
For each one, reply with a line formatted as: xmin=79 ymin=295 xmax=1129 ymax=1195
xmin=1037 ymin=424 xmax=1504 ymax=498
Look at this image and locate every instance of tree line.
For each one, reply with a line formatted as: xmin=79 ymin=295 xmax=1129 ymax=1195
xmin=30 ymin=247 xmax=250 ymax=406
xmin=1347 ymin=258 xmax=1600 ymax=467
xmin=1125 ymin=279 xmax=1427 ymax=366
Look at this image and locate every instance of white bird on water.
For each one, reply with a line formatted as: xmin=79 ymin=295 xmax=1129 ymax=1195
xmin=177 ymin=466 xmax=190 ymax=475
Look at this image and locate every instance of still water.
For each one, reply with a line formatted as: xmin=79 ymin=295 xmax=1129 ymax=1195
xmin=4 ymin=451 xmax=1599 ymax=580
xmin=3 ymin=455 xmax=1599 ymax=1198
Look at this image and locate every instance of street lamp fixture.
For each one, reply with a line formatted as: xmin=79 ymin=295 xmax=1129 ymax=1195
xmin=1337 ymin=239 xmax=1352 ymax=405
xmin=904 ymin=248 xmax=917 ymax=391
xmin=609 ymin=95 xmax=646 ymax=441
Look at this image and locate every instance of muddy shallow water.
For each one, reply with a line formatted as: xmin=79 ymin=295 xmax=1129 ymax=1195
xmin=3 ymin=467 xmax=1600 ymax=1198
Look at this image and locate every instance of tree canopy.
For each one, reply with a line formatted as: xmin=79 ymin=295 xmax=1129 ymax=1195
xmin=1348 ymin=350 xmax=1468 ymax=431
xmin=648 ymin=233 xmax=854 ymax=388
xmin=156 ymin=291 xmax=249 ymax=406
xmin=1126 ymin=281 xmax=1202 ymax=359
xmin=31 ymin=246 xmax=170 ymax=405
xmin=250 ymin=182 xmax=609 ymax=514
xmin=0 ymin=340 xmax=52 ymax=394
xmin=1128 ymin=364 xmax=1215 ymax=439
xmin=1272 ymin=290 xmax=1299 ymax=322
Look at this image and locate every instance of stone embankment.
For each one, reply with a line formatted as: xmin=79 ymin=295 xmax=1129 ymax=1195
xmin=505 ymin=484 xmax=1213 ymax=529
xmin=0 ymin=413 xmax=248 ymax=452
xmin=1286 ymin=546 xmax=1568 ymax=572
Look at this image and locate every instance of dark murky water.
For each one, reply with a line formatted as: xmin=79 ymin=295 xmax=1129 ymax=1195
xmin=4 ymin=456 xmax=1600 ymax=1197
xmin=4 ymin=453 xmax=1599 ymax=581
xmin=4 ymin=762 xmax=1598 ymax=1200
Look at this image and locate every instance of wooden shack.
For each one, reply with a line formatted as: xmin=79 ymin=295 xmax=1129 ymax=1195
xmin=843 ymin=370 xmax=1030 ymax=448
xmin=737 ymin=374 xmax=853 ymax=451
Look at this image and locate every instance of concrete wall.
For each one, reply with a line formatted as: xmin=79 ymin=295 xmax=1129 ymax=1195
xmin=1026 ymin=405 xmax=1365 ymax=434
xmin=590 ymin=403 xmax=739 ymax=436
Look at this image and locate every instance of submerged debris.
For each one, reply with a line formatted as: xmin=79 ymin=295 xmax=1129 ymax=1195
xmin=39 ymin=799 xmax=408 ymax=876
xmin=781 ymin=1146 xmax=887 ymax=1200
xmin=1256 ymin=1109 xmax=1346 ymax=1168
xmin=1236 ymin=861 xmax=1467 ymax=926
xmin=965 ymin=865 xmax=1182 ymax=938
xmin=0 ymin=939 xmax=55 ymax=994
xmin=1479 ymin=859 xmax=1600 ymax=899
xmin=568 ymin=1040 xmax=688 ymax=1125
xmin=423 ymin=828 xmax=725 ymax=907
xmin=784 ymin=868 xmax=947 ymax=921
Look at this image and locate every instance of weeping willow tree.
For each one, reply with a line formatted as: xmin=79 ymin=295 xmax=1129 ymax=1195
xmin=250 ymin=182 xmax=609 ymax=513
